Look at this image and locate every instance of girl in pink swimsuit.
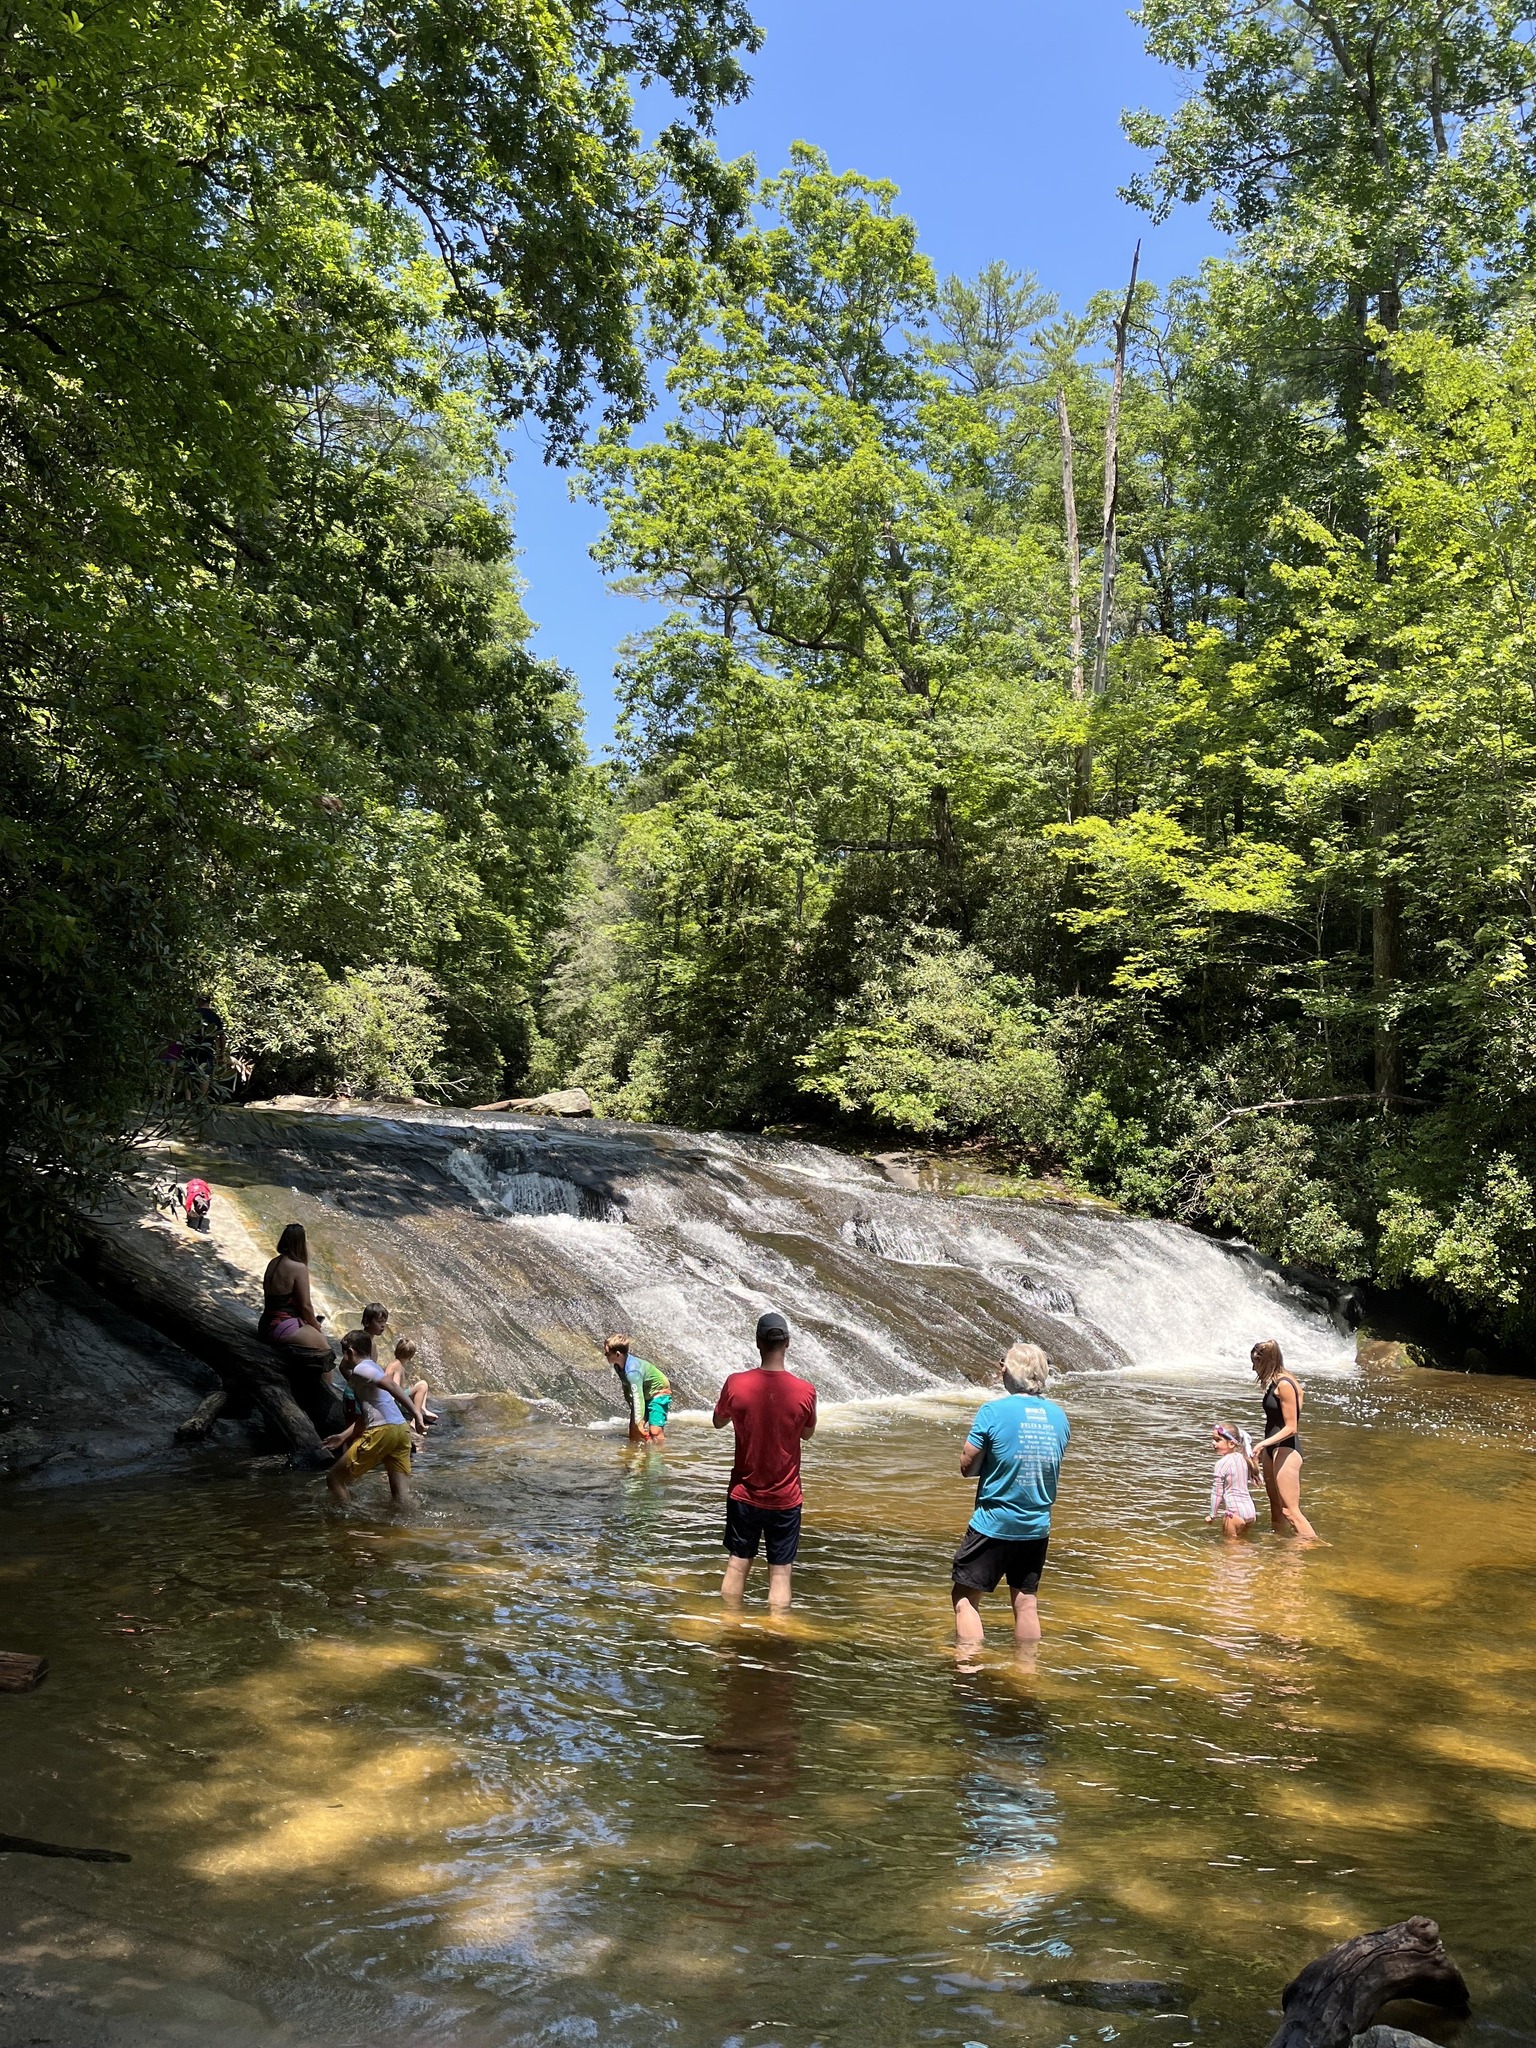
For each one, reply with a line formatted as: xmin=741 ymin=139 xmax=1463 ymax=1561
xmin=1206 ymin=1423 xmax=1257 ymax=1537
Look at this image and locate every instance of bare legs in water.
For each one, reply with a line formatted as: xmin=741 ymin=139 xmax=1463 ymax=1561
xmin=721 ymin=1555 xmax=793 ymax=1612
xmin=1261 ymin=1445 xmax=1317 ymax=1540
xmin=952 ymin=1585 xmax=1041 ymax=1648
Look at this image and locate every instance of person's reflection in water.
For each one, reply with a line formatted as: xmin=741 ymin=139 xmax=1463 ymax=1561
xmin=951 ymin=1658 xmax=1057 ymax=1933
xmin=705 ymin=1638 xmax=800 ymax=1819
xmin=617 ymin=1427 xmax=670 ymax=1562
xmin=697 ymin=1636 xmax=802 ymax=1932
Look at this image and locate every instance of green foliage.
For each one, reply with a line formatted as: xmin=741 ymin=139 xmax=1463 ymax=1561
xmin=801 ymin=938 xmax=1063 ymax=1147
xmin=1201 ymin=1118 xmax=1367 ymax=1276
xmin=214 ymin=954 xmax=449 ymax=1102
xmin=546 ymin=21 xmax=1536 ymax=1350
xmin=0 ymin=0 xmax=754 ymax=1265
xmin=1378 ymin=1158 xmax=1536 ymax=1332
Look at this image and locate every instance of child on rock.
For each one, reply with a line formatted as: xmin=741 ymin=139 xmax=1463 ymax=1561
xmin=358 ymin=1305 xmax=435 ymax=1438
xmin=387 ymin=1336 xmax=436 ymax=1441
xmin=1206 ymin=1422 xmax=1257 ymax=1537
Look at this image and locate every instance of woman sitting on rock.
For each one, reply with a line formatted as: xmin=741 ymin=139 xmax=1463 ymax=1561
xmin=259 ymin=1224 xmax=332 ymax=1359
xmin=260 ymin=1223 xmax=341 ymax=1433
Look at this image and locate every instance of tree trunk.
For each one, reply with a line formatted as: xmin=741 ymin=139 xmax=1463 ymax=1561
xmin=0 ymin=1652 xmax=47 ymax=1692
xmin=1057 ymin=390 xmax=1085 ymax=701
xmin=1267 ymin=1918 xmax=1469 ymax=2048
xmin=1372 ymin=858 xmax=1403 ymax=1098
xmin=1092 ymin=242 xmax=1140 ymax=697
xmin=1058 ymin=389 xmax=1093 ymax=818
xmin=77 ymin=1223 xmax=337 ymax=1466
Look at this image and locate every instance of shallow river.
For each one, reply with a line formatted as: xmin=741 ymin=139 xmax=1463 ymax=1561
xmin=4 ymin=1360 xmax=1535 ymax=2048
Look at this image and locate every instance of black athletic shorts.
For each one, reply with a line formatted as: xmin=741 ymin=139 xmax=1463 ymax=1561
xmin=724 ymin=1497 xmax=802 ymax=1565
xmin=951 ymin=1525 xmax=1049 ymax=1595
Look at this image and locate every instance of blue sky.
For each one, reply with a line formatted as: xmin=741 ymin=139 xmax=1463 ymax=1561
xmin=509 ymin=0 xmax=1221 ymax=756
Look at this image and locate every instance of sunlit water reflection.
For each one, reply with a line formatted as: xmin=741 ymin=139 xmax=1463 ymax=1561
xmin=3 ymin=1361 xmax=1535 ymax=2048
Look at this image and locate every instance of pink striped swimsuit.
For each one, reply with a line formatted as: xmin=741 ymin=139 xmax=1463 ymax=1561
xmin=1211 ymin=1449 xmax=1256 ymax=1525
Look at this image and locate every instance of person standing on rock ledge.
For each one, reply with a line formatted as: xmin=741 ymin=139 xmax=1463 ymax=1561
xmin=951 ymin=1342 xmax=1070 ymax=1649
xmin=713 ymin=1311 xmax=817 ymax=1613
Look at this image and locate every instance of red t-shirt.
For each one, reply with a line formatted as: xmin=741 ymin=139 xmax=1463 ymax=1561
xmin=714 ymin=1367 xmax=817 ymax=1509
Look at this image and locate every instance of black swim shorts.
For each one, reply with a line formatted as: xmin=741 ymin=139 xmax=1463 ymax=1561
xmin=724 ymin=1497 xmax=802 ymax=1565
xmin=951 ymin=1525 xmax=1049 ymax=1595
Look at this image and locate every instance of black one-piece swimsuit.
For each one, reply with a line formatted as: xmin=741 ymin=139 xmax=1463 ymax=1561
xmin=1261 ymin=1376 xmax=1301 ymax=1454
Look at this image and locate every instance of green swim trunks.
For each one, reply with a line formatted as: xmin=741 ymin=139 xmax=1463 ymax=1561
xmin=633 ymin=1357 xmax=671 ymax=1431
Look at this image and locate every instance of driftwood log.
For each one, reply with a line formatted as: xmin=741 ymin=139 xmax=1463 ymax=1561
xmin=78 ymin=1223 xmax=337 ymax=1468
xmin=173 ymin=1388 xmax=229 ymax=1442
xmin=0 ymin=1652 xmax=47 ymax=1692
xmin=0 ymin=1832 xmax=129 ymax=1863
xmin=1269 ymin=1918 xmax=1469 ymax=2048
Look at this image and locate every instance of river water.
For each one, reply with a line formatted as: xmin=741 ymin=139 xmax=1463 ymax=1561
xmin=4 ymin=1357 xmax=1535 ymax=2048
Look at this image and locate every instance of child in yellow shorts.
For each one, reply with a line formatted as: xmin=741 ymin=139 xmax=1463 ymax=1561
xmin=326 ymin=1331 xmax=413 ymax=1504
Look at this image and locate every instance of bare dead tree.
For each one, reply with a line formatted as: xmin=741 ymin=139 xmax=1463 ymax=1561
xmin=1092 ymin=241 xmax=1141 ymax=696
xmin=1056 ymin=390 xmax=1085 ymax=702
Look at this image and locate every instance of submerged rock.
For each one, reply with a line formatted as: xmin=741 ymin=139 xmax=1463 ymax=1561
xmin=1352 ymin=2029 xmax=1449 ymax=2048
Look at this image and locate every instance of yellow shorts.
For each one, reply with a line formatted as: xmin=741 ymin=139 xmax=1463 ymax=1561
xmin=335 ymin=1423 xmax=412 ymax=1480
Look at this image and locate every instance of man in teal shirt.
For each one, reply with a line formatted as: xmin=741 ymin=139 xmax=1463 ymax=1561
xmin=952 ymin=1341 xmax=1070 ymax=1647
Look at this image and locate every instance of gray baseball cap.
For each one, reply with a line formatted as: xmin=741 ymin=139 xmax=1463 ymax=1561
xmin=755 ymin=1310 xmax=790 ymax=1345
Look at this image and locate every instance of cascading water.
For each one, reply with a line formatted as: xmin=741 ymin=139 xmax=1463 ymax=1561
xmin=210 ymin=1106 xmax=1352 ymax=1416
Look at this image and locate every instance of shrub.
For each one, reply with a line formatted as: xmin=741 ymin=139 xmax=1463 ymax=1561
xmin=799 ymin=936 xmax=1064 ymax=1148
xmin=214 ymin=952 xmax=448 ymax=1100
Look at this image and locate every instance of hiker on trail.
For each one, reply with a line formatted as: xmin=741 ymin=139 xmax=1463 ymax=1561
xmin=604 ymin=1334 xmax=671 ymax=1442
xmin=326 ymin=1330 xmax=413 ymax=1506
xmin=713 ymin=1310 xmax=817 ymax=1613
xmin=951 ymin=1342 xmax=1070 ymax=1649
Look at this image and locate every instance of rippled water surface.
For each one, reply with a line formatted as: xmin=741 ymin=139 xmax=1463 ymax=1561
xmin=4 ymin=1362 xmax=1536 ymax=2048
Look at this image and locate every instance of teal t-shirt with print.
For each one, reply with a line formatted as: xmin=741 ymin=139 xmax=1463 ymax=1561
xmin=965 ymin=1393 xmax=1071 ymax=1540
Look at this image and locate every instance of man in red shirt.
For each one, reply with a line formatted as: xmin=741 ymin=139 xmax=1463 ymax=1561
xmin=713 ymin=1310 xmax=817 ymax=1611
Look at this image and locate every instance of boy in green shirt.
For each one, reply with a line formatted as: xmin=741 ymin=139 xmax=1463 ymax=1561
xmin=603 ymin=1334 xmax=672 ymax=1441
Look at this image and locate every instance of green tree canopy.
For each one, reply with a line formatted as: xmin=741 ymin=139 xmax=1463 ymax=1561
xmin=0 ymin=0 xmax=760 ymax=1264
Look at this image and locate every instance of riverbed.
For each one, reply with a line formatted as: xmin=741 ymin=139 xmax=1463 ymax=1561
xmin=3 ymin=1360 xmax=1534 ymax=2048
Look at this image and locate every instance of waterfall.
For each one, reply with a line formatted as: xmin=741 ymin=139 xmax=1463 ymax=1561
xmin=228 ymin=1107 xmax=1353 ymax=1418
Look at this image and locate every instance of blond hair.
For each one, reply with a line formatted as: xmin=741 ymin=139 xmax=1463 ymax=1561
xmin=1002 ymin=1342 xmax=1049 ymax=1395
xmin=394 ymin=1337 xmax=416 ymax=1363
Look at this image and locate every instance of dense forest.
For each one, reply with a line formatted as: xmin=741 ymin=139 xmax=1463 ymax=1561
xmin=9 ymin=0 xmax=1536 ymax=1352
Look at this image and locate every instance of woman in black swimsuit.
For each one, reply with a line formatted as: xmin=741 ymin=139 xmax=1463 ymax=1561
xmin=1251 ymin=1339 xmax=1317 ymax=1539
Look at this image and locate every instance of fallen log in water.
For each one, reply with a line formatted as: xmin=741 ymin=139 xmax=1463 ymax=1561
xmin=0 ymin=1652 xmax=47 ymax=1692
xmin=0 ymin=1832 xmax=130 ymax=1863
xmin=1269 ymin=1918 xmax=1469 ymax=2048
xmin=77 ymin=1221 xmax=336 ymax=1468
